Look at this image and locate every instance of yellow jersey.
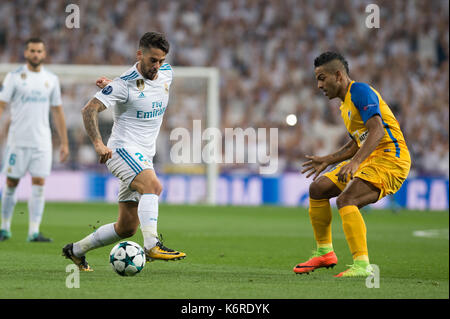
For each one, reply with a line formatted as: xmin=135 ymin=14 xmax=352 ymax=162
xmin=340 ymin=81 xmax=410 ymax=161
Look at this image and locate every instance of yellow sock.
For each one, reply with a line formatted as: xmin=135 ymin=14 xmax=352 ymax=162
xmin=309 ymin=198 xmax=332 ymax=246
xmin=338 ymin=205 xmax=369 ymax=260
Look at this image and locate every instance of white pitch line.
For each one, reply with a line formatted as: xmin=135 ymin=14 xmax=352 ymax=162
xmin=412 ymin=229 xmax=449 ymax=240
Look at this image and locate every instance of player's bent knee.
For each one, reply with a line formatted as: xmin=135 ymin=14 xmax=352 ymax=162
xmin=142 ymin=180 xmax=162 ymax=195
xmin=135 ymin=183 xmax=162 ymax=196
xmin=154 ymin=181 xmax=163 ymax=196
xmin=310 ymin=177 xmax=343 ymax=201
xmin=131 ymin=172 xmax=162 ymax=195
xmin=309 ymin=181 xmax=325 ymax=199
xmin=115 ymin=225 xmax=138 ymax=239
xmin=6 ymin=178 xmax=19 ymax=188
xmin=309 ymin=178 xmax=333 ymax=200
xmin=336 ymin=193 xmax=356 ymax=209
xmin=31 ymin=177 xmax=45 ymax=186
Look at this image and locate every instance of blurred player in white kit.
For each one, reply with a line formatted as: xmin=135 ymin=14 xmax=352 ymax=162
xmin=62 ymin=32 xmax=186 ymax=271
xmin=0 ymin=38 xmax=69 ymax=242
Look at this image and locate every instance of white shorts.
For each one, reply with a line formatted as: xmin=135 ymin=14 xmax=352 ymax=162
xmin=106 ymin=147 xmax=154 ymax=202
xmin=1 ymin=146 xmax=52 ymax=179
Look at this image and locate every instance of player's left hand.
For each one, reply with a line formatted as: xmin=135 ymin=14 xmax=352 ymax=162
xmin=96 ymin=77 xmax=112 ymax=89
xmin=60 ymin=144 xmax=70 ymax=163
xmin=336 ymin=160 xmax=360 ymax=183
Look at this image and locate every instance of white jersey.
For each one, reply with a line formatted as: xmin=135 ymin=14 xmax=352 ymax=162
xmin=94 ymin=62 xmax=172 ymax=159
xmin=0 ymin=65 xmax=62 ymax=150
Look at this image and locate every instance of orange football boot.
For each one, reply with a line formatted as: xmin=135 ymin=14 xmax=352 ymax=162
xmin=293 ymin=251 xmax=338 ymax=275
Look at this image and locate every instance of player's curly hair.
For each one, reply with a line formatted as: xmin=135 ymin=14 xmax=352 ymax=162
xmin=314 ymin=51 xmax=349 ymax=75
xmin=139 ymin=32 xmax=170 ymax=54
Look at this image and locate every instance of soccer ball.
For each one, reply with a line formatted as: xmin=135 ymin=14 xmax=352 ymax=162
xmin=109 ymin=241 xmax=146 ymax=276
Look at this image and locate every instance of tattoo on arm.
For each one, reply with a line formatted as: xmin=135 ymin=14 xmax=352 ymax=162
xmin=331 ymin=142 xmax=352 ymax=159
xmin=82 ymin=98 xmax=106 ymax=143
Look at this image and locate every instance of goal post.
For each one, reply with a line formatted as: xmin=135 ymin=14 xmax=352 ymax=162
xmin=0 ymin=63 xmax=220 ymax=205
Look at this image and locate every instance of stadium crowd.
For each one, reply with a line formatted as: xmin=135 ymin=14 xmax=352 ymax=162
xmin=0 ymin=0 xmax=448 ymax=177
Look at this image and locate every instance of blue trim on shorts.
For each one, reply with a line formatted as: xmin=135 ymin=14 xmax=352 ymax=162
xmin=120 ymin=148 xmax=143 ymax=171
xmin=116 ymin=148 xmax=141 ymax=174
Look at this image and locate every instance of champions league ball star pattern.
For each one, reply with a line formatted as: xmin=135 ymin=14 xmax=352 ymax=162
xmin=109 ymin=241 xmax=145 ymax=276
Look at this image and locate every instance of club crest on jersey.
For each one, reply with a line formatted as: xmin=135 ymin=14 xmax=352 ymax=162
xmin=136 ymin=79 xmax=145 ymax=91
xmin=136 ymin=79 xmax=145 ymax=98
xmin=21 ymin=73 xmax=27 ymax=80
xmin=45 ymin=81 xmax=49 ymax=88
xmin=102 ymin=85 xmax=113 ymax=95
xmin=164 ymin=83 xmax=169 ymax=93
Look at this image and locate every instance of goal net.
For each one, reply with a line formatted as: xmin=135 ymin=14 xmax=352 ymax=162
xmin=0 ymin=64 xmax=220 ymax=204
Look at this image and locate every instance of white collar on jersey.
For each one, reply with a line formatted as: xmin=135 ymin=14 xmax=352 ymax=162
xmin=23 ymin=64 xmax=45 ymax=74
xmin=133 ymin=62 xmax=168 ymax=83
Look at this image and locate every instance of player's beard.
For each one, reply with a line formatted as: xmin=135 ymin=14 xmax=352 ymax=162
xmin=26 ymin=57 xmax=44 ymax=69
xmin=147 ymin=70 xmax=157 ymax=80
xmin=140 ymin=60 xmax=158 ymax=80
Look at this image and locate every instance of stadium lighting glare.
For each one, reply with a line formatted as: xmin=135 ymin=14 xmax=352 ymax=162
xmin=286 ymin=114 xmax=297 ymax=126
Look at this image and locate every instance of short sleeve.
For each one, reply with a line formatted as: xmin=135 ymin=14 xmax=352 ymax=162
xmin=94 ymin=78 xmax=128 ymax=108
xmin=350 ymin=82 xmax=381 ymax=124
xmin=50 ymin=76 xmax=63 ymax=106
xmin=0 ymin=72 xmax=15 ymax=103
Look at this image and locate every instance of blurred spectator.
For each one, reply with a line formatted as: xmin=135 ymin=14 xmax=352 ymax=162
xmin=0 ymin=0 xmax=448 ymax=177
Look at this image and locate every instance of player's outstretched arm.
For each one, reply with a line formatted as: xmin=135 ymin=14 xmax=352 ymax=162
xmin=349 ymin=115 xmax=384 ymax=164
xmin=51 ymin=105 xmax=70 ymax=163
xmin=302 ymin=138 xmax=359 ymax=180
xmin=325 ymin=138 xmax=359 ymax=165
xmin=81 ymin=97 xmax=112 ymax=164
xmin=336 ymin=115 xmax=384 ymax=182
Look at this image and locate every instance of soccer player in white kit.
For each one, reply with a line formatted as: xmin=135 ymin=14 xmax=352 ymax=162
xmin=0 ymin=38 xmax=69 ymax=242
xmin=62 ymin=32 xmax=186 ymax=271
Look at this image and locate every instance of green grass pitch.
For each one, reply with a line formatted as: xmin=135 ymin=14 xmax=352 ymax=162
xmin=0 ymin=202 xmax=448 ymax=299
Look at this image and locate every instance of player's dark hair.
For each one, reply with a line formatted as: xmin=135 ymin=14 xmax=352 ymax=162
xmin=25 ymin=37 xmax=44 ymax=48
xmin=314 ymin=51 xmax=349 ymax=75
xmin=139 ymin=32 xmax=170 ymax=54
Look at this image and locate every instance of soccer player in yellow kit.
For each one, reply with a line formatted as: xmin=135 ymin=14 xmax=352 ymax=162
xmin=293 ymin=52 xmax=411 ymax=277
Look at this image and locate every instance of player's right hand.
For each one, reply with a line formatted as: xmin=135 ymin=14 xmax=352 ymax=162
xmin=93 ymin=141 xmax=112 ymax=164
xmin=96 ymin=77 xmax=112 ymax=89
xmin=301 ymin=155 xmax=330 ymax=180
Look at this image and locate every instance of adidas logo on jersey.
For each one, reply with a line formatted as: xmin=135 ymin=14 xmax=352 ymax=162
xmin=138 ymin=92 xmax=145 ymax=98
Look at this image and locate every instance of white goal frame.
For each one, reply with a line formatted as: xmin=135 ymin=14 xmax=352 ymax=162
xmin=0 ymin=63 xmax=220 ymax=205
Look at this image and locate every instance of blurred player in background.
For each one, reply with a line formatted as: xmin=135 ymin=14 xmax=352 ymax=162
xmin=294 ymin=52 xmax=411 ymax=277
xmin=0 ymin=38 xmax=69 ymax=242
xmin=62 ymin=32 xmax=186 ymax=271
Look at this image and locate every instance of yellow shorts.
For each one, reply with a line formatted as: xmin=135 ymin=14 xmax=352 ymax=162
xmin=323 ymin=153 xmax=411 ymax=200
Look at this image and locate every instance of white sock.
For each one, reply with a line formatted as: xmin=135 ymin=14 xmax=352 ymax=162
xmin=28 ymin=185 xmax=45 ymax=236
xmin=138 ymin=194 xmax=159 ymax=250
xmin=72 ymin=223 xmax=120 ymax=257
xmin=1 ymin=185 xmax=17 ymax=232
